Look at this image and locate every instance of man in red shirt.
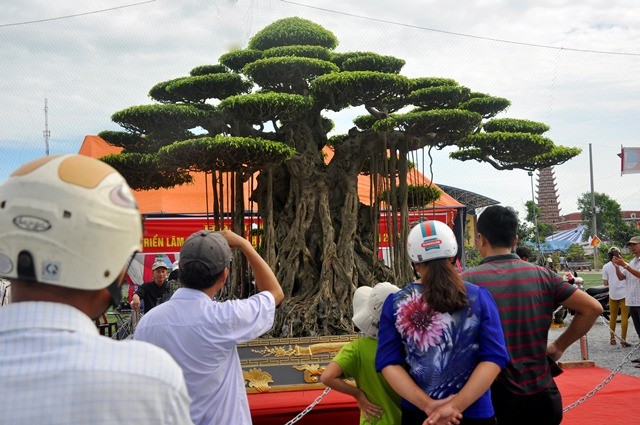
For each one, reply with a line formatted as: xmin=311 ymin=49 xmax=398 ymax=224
xmin=463 ymin=205 xmax=602 ymax=425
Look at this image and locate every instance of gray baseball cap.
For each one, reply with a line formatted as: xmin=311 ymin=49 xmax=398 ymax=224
xmin=180 ymin=231 xmax=232 ymax=274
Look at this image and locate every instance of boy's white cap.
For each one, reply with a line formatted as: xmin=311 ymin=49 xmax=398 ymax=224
xmin=352 ymin=281 xmax=401 ymax=338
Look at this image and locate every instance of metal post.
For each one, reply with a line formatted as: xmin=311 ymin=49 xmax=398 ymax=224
xmin=589 ymin=144 xmax=598 ymax=269
xmin=576 ymin=280 xmax=590 ymax=359
xmin=43 ymin=98 xmax=50 ymax=156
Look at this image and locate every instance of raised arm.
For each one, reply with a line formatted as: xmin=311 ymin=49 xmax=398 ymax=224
xmin=219 ymin=230 xmax=284 ymax=306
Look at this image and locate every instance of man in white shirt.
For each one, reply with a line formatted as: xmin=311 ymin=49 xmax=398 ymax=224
xmin=0 ymin=155 xmax=192 ymax=424
xmin=602 ymin=246 xmax=631 ymax=346
xmin=135 ymin=229 xmax=284 ymax=425
xmin=613 ymin=236 xmax=640 ymax=364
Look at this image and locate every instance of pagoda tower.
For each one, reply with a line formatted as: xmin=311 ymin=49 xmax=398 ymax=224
xmin=536 ymin=167 xmax=562 ymax=232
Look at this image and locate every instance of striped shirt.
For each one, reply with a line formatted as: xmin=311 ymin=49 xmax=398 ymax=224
xmin=462 ymin=254 xmax=576 ymax=395
xmin=0 ymin=301 xmax=193 ymax=425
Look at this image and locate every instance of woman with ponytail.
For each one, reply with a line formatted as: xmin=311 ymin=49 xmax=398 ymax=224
xmin=376 ymin=220 xmax=509 ymax=425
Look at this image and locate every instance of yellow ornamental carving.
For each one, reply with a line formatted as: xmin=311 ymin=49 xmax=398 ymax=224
xmin=294 ymin=342 xmax=347 ymax=356
xmin=243 ymin=368 xmax=273 ymax=393
xmin=293 ymin=364 xmax=325 ymax=383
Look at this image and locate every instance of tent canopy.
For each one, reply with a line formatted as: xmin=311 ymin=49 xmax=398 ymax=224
xmin=527 ymin=225 xmax=587 ymax=253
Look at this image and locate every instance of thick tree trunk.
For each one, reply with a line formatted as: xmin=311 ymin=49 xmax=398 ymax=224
xmin=255 ymin=123 xmax=398 ymax=337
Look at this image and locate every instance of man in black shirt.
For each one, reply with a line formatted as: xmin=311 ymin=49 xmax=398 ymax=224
xmin=131 ymin=261 xmax=170 ymax=313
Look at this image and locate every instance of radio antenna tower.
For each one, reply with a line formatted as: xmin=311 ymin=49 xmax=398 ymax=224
xmin=43 ymin=98 xmax=50 ymax=156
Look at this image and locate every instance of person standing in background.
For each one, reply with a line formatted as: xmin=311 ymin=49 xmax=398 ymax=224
xmin=603 ymin=246 xmax=631 ymax=347
xmin=131 ymin=260 xmax=170 ymax=313
xmin=462 ymin=205 xmax=602 ymax=425
xmin=612 ymin=236 xmax=640 ymax=364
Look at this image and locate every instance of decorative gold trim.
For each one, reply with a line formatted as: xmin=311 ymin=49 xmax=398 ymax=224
xmin=251 ymin=345 xmax=297 ymax=357
xmin=294 ymin=342 xmax=349 ymax=356
xmin=246 ymin=383 xmax=327 ymax=394
xmin=243 ymin=368 xmax=273 ymax=393
xmin=292 ymin=364 xmax=325 ymax=383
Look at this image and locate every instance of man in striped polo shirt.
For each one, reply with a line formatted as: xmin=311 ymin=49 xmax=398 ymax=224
xmin=462 ymin=205 xmax=602 ymax=425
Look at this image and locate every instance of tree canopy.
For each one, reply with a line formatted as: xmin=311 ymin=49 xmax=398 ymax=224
xmin=100 ymin=17 xmax=581 ymax=336
xmin=577 ymin=192 xmax=639 ymax=247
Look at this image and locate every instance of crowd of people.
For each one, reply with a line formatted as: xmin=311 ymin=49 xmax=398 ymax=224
xmin=0 ymin=155 xmax=620 ymax=425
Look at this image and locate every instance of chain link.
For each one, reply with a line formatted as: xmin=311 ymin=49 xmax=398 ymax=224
xmin=283 ymin=387 xmax=332 ymax=425
xmin=562 ymin=314 xmax=640 ymax=413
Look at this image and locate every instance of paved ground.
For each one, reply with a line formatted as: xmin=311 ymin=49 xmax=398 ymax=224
xmin=548 ymin=314 xmax=640 ymax=378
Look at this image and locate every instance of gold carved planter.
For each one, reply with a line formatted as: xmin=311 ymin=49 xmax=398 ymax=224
xmin=239 ymin=334 xmax=358 ymax=393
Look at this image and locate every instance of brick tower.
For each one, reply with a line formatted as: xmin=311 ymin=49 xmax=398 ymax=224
xmin=536 ymin=167 xmax=562 ymax=232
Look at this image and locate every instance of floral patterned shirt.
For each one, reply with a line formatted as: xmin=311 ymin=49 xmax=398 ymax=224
xmin=376 ymin=282 xmax=508 ymax=419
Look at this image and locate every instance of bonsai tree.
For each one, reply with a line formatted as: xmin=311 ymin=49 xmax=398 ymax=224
xmin=100 ymin=17 xmax=580 ymax=336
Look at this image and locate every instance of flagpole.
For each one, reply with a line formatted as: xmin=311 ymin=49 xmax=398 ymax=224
xmin=589 ymin=143 xmax=598 ymax=269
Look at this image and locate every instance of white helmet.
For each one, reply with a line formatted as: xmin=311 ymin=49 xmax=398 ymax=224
xmin=352 ymin=282 xmax=401 ymax=338
xmin=407 ymin=220 xmax=458 ymax=263
xmin=0 ymin=155 xmax=142 ymax=297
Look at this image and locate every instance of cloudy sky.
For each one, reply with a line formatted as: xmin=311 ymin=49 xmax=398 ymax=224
xmin=2 ymin=0 xmax=640 ymax=220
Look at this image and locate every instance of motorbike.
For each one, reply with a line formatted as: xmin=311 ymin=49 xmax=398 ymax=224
xmin=585 ymin=285 xmax=610 ymax=320
xmin=552 ymin=276 xmax=611 ymax=324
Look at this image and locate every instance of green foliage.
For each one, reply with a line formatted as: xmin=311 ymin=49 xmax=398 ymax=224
xmin=111 ymin=104 xmax=207 ymax=135
xmin=190 ymin=64 xmax=228 ymax=76
xmin=379 ymin=184 xmax=441 ymax=207
xmin=410 ymin=77 xmax=458 ymax=90
xmin=263 ymin=45 xmax=331 ymax=60
xmin=100 ymin=152 xmax=193 ymax=190
xmin=311 ymin=71 xmax=411 ymax=110
xmin=408 ymin=85 xmax=471 ymax=110
xmin=148 ymin=77 xmax=190 ymax=103
xmin=452 ymin=132 xmax=577 ymax=171
xmin=158 ymin=135 xmax=296 ymax=174
xmin=98 ymin=130 xmax=142 ymax=149
xmin=164 ymin=73 xmax=252 ymax=102
xmin=340 ymin=53 xmax=405 ymax=74
xmin=218 ymin=49 xmax=263 ymax=73
xmin=243 ymin=57 xmax=339 ymax=92
xmin=248 ymin=17 xmax=338 ymax=51
xmin=565 ymin=244 xmax=586 ymax=262
xmin=353 ymin=114 xmax=380 ymax=130
xmin=458 ymin=96 xmax=510 ymax=119
xmin=98 ymin=17 xmax=584 ymax=337
xmin=483 ymin=118 xmax=550 ymax=135
xmin=373 ymin=109 xmax=482 ymax=149
xmin=464 ymin=244 xmax=482 ymax=267
xmin=98 ymin=130 xmax=153 ymax=153
xmin=327 ymin=133 xmax=349 ymax=147
xmin=218 ymin=92 xmax=313 ymax=124
xmin=577 ymin=192 xmax=639 ymax=246
xmin=527 ymin=146 xmax=582 ymax=170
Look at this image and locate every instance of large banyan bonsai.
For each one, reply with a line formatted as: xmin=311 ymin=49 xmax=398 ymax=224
xmin=100 ymin=17 xmax=580 ymax=337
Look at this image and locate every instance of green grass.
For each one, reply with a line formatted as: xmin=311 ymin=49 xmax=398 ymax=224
xmin=573 ymin=271 xmax=603 ymax=289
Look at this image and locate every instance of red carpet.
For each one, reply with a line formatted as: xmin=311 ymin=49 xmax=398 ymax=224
xmin=249 ymin=367 xmax=640 ymax=424
xmin=557 ymin=366 xmax=640 ymax=424
xmin=249 ymin=389 xmax=359 ymax=424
